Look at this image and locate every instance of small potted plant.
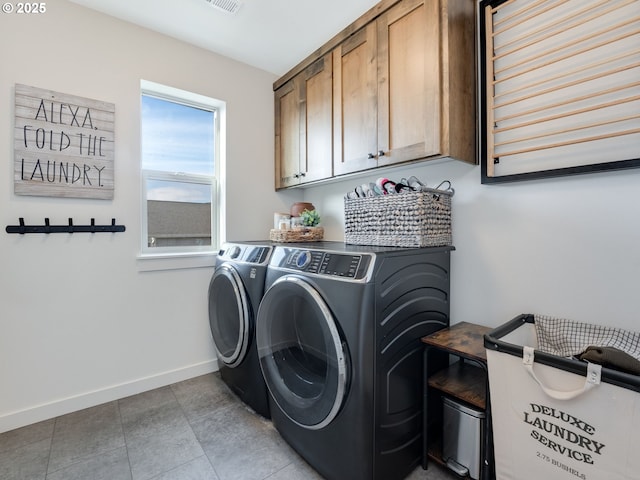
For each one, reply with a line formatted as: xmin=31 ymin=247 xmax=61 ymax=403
xmin=300 ymin=209 xmax=320 ymax=227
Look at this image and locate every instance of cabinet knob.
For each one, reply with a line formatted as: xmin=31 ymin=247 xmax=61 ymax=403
xmin=293 ymin=173 xmax=300 ymax=179
xmin=299 ymin=172 xmax=306 ymax=177
xmin=378 ymin=150 xmax=386 ymax=157
xmin=367 ymin=153 xmax=375 ymax=159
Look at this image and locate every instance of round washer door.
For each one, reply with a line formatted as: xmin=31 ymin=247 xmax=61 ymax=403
xmin=256 ymin=275 xmax=348 ymax=430
xmin=208 ymin=263 xmax=250 ymax=368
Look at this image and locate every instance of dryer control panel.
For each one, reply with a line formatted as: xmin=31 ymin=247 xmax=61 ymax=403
xmin=274 ymin=248 xmax=372 ymax=280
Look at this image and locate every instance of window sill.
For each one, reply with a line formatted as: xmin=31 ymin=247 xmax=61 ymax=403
xmin=136 ymin=251 xmax=217 ymax=272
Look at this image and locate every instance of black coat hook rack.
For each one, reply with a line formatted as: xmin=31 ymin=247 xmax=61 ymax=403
xmin=6 ymin=218 xmax=126 ymax=234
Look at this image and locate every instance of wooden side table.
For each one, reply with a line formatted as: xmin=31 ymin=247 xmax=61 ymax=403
xmin=422 ymin=322 xmax=494 ymax=480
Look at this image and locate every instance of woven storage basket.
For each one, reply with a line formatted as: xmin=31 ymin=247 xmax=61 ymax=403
xmin=269 ymin=226 xmax=324 ymax=243
xmin=344 ymin=188 xmax=452 ymax=247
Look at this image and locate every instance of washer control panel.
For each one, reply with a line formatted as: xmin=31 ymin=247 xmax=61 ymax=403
xmin=218 ymin=244 xmax=272 ymax=265
xmin=280 ymin=249 xmax=371 ymax=280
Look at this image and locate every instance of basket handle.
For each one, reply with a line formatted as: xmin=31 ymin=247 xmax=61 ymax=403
xmin=435 ymin=180 xmax=455 ymax=195
xmin=522 ymin=346 xmax=601 ymax=400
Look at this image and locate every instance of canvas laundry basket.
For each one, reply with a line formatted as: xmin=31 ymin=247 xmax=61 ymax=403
xmin=484 ymin=314 xmax=640 ymax=480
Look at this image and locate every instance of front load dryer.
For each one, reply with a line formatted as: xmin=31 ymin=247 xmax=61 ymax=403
xmin=256 ymin=242 xmax=453 ymax=480
xmin=208 ymin=241 xmax=273 ymax=418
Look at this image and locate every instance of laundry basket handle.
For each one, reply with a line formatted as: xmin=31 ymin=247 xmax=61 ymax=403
xmin=522 ymin=346 xmax=601 ymax=400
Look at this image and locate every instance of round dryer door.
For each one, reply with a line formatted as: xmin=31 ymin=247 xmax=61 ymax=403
xmin=256 ymin=276 xmax=348 ymax=430
xmin=208 ymin=263 xmax=250 ymax=368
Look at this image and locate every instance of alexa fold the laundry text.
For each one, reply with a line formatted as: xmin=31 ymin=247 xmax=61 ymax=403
xmin=14 ymin=84 xmax=115 ymax=199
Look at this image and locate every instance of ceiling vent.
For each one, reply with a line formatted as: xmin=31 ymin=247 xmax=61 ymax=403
xmin=204 ymin=0 xmax=242 ymax=14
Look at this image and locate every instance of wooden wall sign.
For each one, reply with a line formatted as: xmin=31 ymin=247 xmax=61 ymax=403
xmin=14 ymin=84 xmax=115 ymax=199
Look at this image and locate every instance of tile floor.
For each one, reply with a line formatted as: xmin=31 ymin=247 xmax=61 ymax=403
xmin=0 ymin=372 xmax=459 ymax=480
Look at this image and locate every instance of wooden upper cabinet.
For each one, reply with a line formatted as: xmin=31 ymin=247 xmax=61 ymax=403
xmin=274 ymin=79 xmax=300 ymax=189
xmin=302 ymin=54 xmax=333 ymax=184
xmin=377 ymin=0 xmax=441 ymax=166
xmin=378 ymin=0 xmax=476 ymax=167
xmin=333 ymin=23 xmax=379 ymax=176
xmin=274 ymin=0 xmax=476 ymax=189
xmin=275 ymin=54 xmax=333 ymax=189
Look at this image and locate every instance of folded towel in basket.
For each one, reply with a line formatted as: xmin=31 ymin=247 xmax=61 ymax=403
xmin=534 ymin=314 xmax=640 ymax=363
xmin=579 ymin=345 xmax=640 ymax=375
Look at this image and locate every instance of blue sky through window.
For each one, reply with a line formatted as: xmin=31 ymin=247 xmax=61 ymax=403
xmin=142 ymin=95 xmax=215 ymax=203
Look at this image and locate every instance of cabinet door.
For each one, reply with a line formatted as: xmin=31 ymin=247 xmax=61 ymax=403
xmin=299 ymin=53 xmax=333 ymax=183
xmin=274 ymin=79 xmax=302 ymax=189
xmin=377 ymin=0 xmax=441 ymax=166
xmin=333 ymin=23 xmax=379 ymax=176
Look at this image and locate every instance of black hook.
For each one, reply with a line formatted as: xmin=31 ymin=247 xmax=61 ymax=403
xmin=6 ymin=217 xmax=126 ymax=234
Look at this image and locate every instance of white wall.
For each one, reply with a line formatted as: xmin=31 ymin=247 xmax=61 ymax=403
xmin=304 ymin=160 xmax=640 ymax=333
xmin=0 ymin=1 xmax=299 ymax=432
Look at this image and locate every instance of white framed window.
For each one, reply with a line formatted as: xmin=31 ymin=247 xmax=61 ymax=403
xmin=139 ymin=80 xmax=225 ymax=264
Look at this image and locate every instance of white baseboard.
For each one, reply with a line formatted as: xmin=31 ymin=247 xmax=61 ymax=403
xmin=0 ymin=359 xmax=219 ymax=434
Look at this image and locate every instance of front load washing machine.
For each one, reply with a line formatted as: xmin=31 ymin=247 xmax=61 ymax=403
xmin=256 ymin=242 xmax=453 ymax=480
xmin=208 ymin=241 xmax=273 ymax=418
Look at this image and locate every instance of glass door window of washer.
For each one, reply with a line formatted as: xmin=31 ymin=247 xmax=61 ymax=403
xmin=208 ymin=264 xmax=250 ymax=367
xmin=257 ymin=277 xmax=348 ymax=430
